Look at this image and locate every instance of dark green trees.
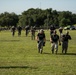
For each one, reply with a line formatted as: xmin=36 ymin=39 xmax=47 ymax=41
xmin=0 ymin=8 xmax=76 ymax=28
xmin=0 ymin=12 xmax=18 ymax=27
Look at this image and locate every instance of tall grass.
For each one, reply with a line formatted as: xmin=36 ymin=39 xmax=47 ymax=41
xmin=0 ymin=30 xmax=76 ymax=75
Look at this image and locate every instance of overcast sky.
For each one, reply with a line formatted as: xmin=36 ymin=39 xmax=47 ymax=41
xmin=0 ymin=0 xmax=76 ymax=14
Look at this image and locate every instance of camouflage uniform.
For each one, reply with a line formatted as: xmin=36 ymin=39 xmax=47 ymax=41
xmin=61 ymin=31 xmax=71 ymax=54
xmin=50 ymin=31 xmax=59 ymax=54
xmin=30 ymin=27 xmax=35 ymax=40
xmin=36 ymin=29 xmax=46 ymax=54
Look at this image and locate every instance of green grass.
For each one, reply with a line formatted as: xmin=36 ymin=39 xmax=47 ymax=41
xmin=0 ymin=30 xmax=76 ymax=75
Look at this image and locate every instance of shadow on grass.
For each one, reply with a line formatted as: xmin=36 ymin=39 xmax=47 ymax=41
xmin=0 ymin=66 xmax=37 ymax=69
xmin=57 ymin=53 xmax=76 ymax=55
xmin=43 ymin=52 xmax=76 ymax=56
xmin=46 ymin=40 xmax=50 ymax=42
xmin=0 ymin=40 xmax=20 ymax=42
xmin=43 ymin=52 xmax=51 ymax=55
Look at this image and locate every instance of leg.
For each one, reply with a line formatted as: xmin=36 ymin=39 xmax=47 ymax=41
xmin=55 ymin=42 xmax=58 ymax=54
xmin=40 ymin=42 xmax=43 ymax=54
xmin=12 ymin=31 xmax=15 ymax=36
xmin=37 ymin=43 xmax=40 ymax=53
xmin=62 ymin=42 xmax=65 ymax=53
xmin=51 ymin=43 xmax=55 ymax=54
xmin=33 ymin=33 xmax=35 ymax=40
xmin=31 ymin=34 xmax=33 ymax=40
xmin=26 ymin=30 xmax=27 ymax=36
xmin=64 ymin=42 xmax=68 ymax=54
xmin=26 ymin=30 xmax=28 ymax=36
xmin=19 ymin=31 xmax=21 ymax=36
xmin=65 ymin=46 xmax=68 ymax=54
xmin=38 ymin=41 xmax=42 ymax=53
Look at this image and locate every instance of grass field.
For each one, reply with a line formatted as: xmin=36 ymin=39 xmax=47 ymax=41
xmin=0 ymin=30 xmax=76 ymax=75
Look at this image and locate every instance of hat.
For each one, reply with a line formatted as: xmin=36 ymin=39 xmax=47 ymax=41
xmin=60 ymin=27 xmax=62 ymax=29
xmin=66 ymin=31 xmax=69 ymax=34
xmin=40 ymin=29 xmax=44 ymax=33
xmin=53 ymin=30 xmax=57 ymax=33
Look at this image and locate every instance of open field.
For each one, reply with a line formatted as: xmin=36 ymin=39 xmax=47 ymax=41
xmin=0 ymin=30 xmax=76 ymax=75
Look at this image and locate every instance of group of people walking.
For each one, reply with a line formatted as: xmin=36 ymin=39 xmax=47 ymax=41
xmin=36 ymin=25 xmax=71 ymax=54
xmin=11 ymin=25 xmax=22 ymax=37
xmin=11 ymin=25 xmax=71 ymax=54
xmin=11 ymin=25 xmax=36 ymax=40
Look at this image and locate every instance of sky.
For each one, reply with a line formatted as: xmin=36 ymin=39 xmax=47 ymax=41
xmin=0 ymin=0 xmax=76 ymax=15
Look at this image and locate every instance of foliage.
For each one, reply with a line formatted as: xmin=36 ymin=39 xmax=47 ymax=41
xmin=0 ymin=8 xmax=76 ymax=28
xmin=58 ymin=11 xmax=72 ymax=27
xmin=0 ymin=12 xmax=19 ymax=27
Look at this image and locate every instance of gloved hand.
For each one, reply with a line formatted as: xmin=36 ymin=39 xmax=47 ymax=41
xmin=59 ymin=43 xmax=61 ymax=45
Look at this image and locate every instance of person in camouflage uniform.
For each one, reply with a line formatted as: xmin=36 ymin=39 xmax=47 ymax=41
xmin=61 ymin=31 xmax=71 ymax=54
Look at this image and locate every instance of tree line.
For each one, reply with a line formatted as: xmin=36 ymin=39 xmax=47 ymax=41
xmin=0 ymin=8 xmax=76 ymax=29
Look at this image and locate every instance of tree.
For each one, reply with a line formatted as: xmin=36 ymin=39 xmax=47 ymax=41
xmin=0 ymin=12 xmax=18 ymax=27
xmin=58 ymin=11 xmax=73 ymax=27
xmin=0 ymin=8 xmax=76 ymax=28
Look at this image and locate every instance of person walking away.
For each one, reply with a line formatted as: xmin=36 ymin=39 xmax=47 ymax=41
xmin=17 ymin=26 xmax=22 ymax=36
xmin=25 ymin=25 xmax=30 ymax=37
xmin=30 ymin=26 xmax=35 ymax=40
xmin=61 ymin=31 xmax=71 ymax=54
xmin=36 ymin=29 xmax=46 ymax=54
xmin=11 ymin=26 xmax=15 ymax=36
xmin=50 ymin=30 xmax=60 ymax=54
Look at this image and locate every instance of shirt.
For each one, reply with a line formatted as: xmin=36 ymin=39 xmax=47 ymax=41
xmin=51 ymin=34 xmax=59 ymax=42
xmin=62 ymin=34 xmax=71 ymax=42
xmin=37 ymin=33 xmax=45 ymax=40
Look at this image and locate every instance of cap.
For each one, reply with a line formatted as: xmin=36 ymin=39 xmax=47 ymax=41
xmin=40 ymin=29 xmax=44 ymax=33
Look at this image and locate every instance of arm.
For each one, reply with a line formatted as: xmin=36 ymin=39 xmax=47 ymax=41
xmin=68 ymin=35 xmax=71 ymax=40
xmin=50 ymin=37 xmax=53 ymax=43
xmin=35 ymin=36 xmax=39 ymax=41
xmin=43 ymin=37 xmax=46 ymax=43
xmin=59 ymin=38 xmax=61 ymax=45
xmin=43 ymin=33 xmax=46 ymax=42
